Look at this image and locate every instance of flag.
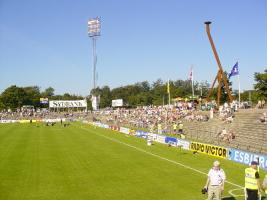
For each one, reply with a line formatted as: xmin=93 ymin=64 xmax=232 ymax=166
xmin=189 ymin=67 xmax=193 ymax=81
xmin=167 ymin=79 xmax=170 ymax=93
xmin=229 ymin=62 xmax=239 ymax=78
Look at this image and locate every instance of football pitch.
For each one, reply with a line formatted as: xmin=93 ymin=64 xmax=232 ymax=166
xmin=0 ymin=123 xmax=254 ymax=200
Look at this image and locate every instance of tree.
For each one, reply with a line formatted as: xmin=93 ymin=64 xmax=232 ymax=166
xmin=23 ymin=86 xmax=41 ymax=107
xmin=100 ymin=86 xmax=111 ymax=108
xmin=42 ymin=87 xmax=55 ymax=97
xmin=254 ymin=69 xmax=267 ymax=99
xmin=0 ymin=85 xmax=28 ymax=110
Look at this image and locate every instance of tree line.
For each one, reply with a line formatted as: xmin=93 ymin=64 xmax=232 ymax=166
xmin=90 ymin=79 xmax=210 ymax=108
xmin=0 ymin=86 xmax=84 ymax=111
xmin=0 ymin=69 xmax=266 ymax=110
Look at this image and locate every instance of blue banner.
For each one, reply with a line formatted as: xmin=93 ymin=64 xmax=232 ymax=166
xmin=135 ymin=131 xmax=148 ymax=139
xmin=228 ymin=148 xmax=267 ymax=170
xmin=165 ymin=137 xmax=177 ymax=146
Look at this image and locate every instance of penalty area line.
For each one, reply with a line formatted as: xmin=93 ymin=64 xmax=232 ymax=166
xmin=79 ymin=125 xmax=243 ymax=189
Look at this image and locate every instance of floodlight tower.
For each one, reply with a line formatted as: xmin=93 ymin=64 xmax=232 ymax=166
xmin=88 ymin=17 xmax=101 ymax=90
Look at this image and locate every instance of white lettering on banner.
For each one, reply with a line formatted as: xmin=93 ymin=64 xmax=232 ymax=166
xmin=49 ymin=100 xmax=87 ymax=108
xmin=229 ymin=148 xmax=267 ymax=170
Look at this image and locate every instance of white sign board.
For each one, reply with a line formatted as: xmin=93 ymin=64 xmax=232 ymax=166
xmin=92 ymin=96 xmax=100 ymax=110
xmin=49 ymin=100 xmax=87 ymax=108
xmin=112 ymin=99 xmax=123 ymax=107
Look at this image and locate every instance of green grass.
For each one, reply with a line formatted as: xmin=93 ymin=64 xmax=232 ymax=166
xmin=0 ymin=123 xmax=264 ymax=200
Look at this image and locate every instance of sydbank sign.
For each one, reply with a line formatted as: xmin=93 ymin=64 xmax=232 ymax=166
xmin=49 ymin=100 xmax=87 ymax=108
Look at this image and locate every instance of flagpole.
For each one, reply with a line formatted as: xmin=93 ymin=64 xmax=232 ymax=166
xmin=168 ymin=79 xmax=170 ymax=106
xmin=238 ymin=74 xmax=241 ymax=107
xmin=191 ymin=66 xmax=194 ymax=99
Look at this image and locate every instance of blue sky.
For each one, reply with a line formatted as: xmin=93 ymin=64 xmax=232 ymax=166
xmin=0 ymin=0 xmax=266 ymax=96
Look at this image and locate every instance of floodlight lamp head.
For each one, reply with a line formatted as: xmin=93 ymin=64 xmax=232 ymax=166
xmin=204 ymin=21 xmax=212 ymax=25
xmin=88 ymin=17 xmax=101 ymax=37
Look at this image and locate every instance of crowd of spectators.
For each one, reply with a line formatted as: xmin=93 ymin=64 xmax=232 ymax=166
xmin=93 ymin=102 xmax=210 ymax=133
xmin=0 ymin=108 xmax=88 ymax=121
xmin=218 ymin=101 xmax=238 ymax=123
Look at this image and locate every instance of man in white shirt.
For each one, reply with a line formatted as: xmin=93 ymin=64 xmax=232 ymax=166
xmin=204 ymin=160 xmax=226 ymax=200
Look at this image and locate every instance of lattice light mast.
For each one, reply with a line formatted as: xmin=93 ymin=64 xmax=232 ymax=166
xmin=88 ymin=17 xmax=101 ymax=90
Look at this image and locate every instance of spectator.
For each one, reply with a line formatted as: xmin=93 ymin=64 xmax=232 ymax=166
xmin=204 ymin=160 xmax=226 ymax=200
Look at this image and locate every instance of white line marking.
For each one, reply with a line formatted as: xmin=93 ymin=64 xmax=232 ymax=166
xmin=228 ymin=188 xmax=244 ymax=197
xmin=80 ymin=125 xmax=243 ymax=189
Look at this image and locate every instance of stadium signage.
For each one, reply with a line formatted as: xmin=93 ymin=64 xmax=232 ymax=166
xmin=190 ymin=142 xmax=227 ymax=159
xmin=135 ymin=130 xmax=148 ymax=139
xmin=0 ymin=120 xmax=17 ymax=123
xmin=228 ymin=148 xmax=267 ymax=170
xmin=155 ymin=135 xmax=166 ymax=144
xmin=112 ymin=99 xmax=123 ymax=107
xmin=120 ymin=127 xmax=130 ymax=134
xmin=176 ymin=138 xmax=190 ymax=150
xmin=49 ymin=100 xmax=87 ymax=108
xmin=165 ymin=136 xmax=177 ymax=146
xmin=40 ymin=97 xmax=48 ymax=104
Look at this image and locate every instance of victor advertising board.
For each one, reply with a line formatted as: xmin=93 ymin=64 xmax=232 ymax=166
xmin=190 ymin=141 xmax=227 ymax=159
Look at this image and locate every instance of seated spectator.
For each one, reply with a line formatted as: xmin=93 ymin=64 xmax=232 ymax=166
xmin=259 ymin=112 xmax=267 ymax=123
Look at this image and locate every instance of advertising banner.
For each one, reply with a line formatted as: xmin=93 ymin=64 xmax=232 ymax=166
xmin=49 ymin=100 xmax=87 ymax=108
xmin=190 ymin=142 xmax=227 ymax=159
xmin=112 ymin=99 xmax=123 ymax=107
xmin=147 ymin=133 xmax=158 ymax=141
xmin=120 ymin=127 xmax=130 ymax=135
xmin=40 ymin=98 xmax=49 ymax=104
xmin=135 ymin=131 xmax=148 ymax=139
xmin=165 ymin=137 xmax=177 ymax=146
xmin=228 ymin=148 xmax=267 ymax=170
xmin=155 ymin=135 xmax=166 ymax=144
xmin=43 ymin=118 xmax=66 ymax=123
xmin=0 ymin=120 xmax=18 ymax=123
xmin=176 ymin=138 xmax=190 ymax=150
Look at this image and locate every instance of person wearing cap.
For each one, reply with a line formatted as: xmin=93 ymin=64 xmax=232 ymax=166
xmin=245 ymin=161 xmax=263 ymax=200
xmin=204 ymin=160 xmax=226 ymax=200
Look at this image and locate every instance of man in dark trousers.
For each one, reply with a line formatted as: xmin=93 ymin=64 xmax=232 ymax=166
xmin=245 ymin=161 xmax=263 ymax=200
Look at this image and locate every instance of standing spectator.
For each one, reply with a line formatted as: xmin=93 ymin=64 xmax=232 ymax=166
xmin=157 ymin=123 xmax=162 ymax=134
xmin=245 ymin=161 xmax=263 ymax=200
xmin=262 ymin=99 xmax=265 ymax=108
xmin=262 ymin=174 xmax=267 ymax=200
xmin=178 ymin=121 xmax=183 ymax=134
xmin=173 ymin=123 xmax=177 ymax=134
xmin=210 ymin=107 xmax=214 ymax=119
xmin=204 ymin=160 xmax=226 ymax=200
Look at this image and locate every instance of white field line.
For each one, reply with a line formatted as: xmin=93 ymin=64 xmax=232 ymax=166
xmin=228 ymin=188 xmax=245 ymax=197
xmin=80 ymin=126 xmax=243 ymax=189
